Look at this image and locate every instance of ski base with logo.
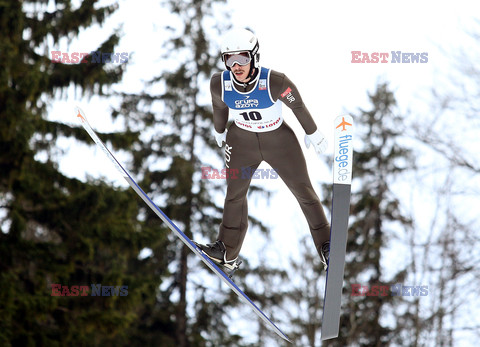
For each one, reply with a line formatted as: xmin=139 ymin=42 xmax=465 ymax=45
xmin=75 ymin=107 xmax=292 ymax=344
xmin=321 ymin=114 xmax=354 ymax=340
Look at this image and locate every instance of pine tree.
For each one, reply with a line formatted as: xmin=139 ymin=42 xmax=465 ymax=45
xmin=286 ymin=83 xmax=414 ymax=346
xmin=0 ymin=1 xmax=172 ymax=345
xmin=332 ymin=82 xmax=414 ymax=346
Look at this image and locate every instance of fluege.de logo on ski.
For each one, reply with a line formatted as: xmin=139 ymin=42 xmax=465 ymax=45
xmin=334 ymin=116 xmax=353 ymax=184
xmin=335 ymin=134 xmax=352 ymax=182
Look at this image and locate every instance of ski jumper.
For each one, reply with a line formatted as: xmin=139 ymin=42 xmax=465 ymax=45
xmin=211 ymin=67 xmax=330 ymax=261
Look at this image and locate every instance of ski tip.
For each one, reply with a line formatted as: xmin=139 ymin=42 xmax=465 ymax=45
xmin=75 ymin=106 xmax=86 ymax=123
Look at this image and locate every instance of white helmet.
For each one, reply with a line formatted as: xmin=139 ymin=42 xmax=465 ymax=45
xmin=220 ymin=28 xmax=260 ymax=70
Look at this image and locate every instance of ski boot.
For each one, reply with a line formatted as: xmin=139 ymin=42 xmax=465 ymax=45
xmin=194 ymin=240 xmax=242 ymax=279
xmin=320 ymin=241 xmax=330 ymax=271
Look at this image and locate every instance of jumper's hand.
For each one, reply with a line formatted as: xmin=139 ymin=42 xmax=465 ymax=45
xmin=214 ymin=128 xmax=227 ymax=147
xmin=305 ymin=129 xmax=328 ymax=155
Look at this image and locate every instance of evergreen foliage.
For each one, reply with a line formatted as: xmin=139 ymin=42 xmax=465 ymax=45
xmin=0 ymin=1 xmax=171 ymax=346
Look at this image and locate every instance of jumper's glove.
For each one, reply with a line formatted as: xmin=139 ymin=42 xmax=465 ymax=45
xmin=305 ymin=129 xmax=328 ymax=155
xmin=214 ymin=128 xmax=227 ymax=147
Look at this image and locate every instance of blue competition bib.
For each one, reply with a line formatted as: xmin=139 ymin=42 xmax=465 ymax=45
xmin=222 ymin=67 xmax=283 ymax=132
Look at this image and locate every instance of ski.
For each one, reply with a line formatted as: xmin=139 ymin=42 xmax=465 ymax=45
xmin=74 ymin=107 xmax=292 ymax=344
xmin=321 ymin=114 xmax=354 ymax=340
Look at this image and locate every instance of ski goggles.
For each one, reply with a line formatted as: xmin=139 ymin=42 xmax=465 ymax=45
xmin=223 ymin=52 xmax=252 ymax=67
